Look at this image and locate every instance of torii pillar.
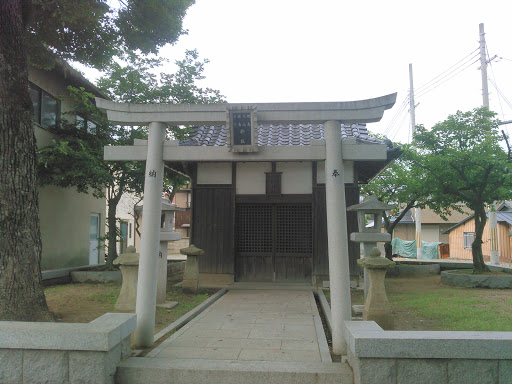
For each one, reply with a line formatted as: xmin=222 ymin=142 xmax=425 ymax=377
xmin=134 ymin=122 xmax=166 ymax=347
xmin=324 ymin=120 xmax=351 ymax=354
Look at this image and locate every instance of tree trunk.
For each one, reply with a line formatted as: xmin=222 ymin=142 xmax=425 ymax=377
xmin=472 ymin=204 xmax=491 ymax=273
xmin=384 ymin=241 xmax=393 ymax=261
xmin=105 ymin=196 xmax=121 ymax=269
xmin=382 ymin=201 xmax=415 ymax=261
xmin=0 ymin=1 xmax=53 ymax=321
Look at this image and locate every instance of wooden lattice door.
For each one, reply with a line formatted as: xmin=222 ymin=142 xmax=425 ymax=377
xmin=235 ymin=203 xmax=312 ymax=282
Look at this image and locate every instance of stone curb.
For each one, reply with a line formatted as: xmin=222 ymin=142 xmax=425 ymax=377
xmin=116 ymin=358 xmax=353 ymax=384
xmin=344 ymin=321 xmax=512 ymax=359
xmin=152 ymin=288 xmax=227 ymax=344
xmin=441 ymin=269 xmax=512 ymax=289
xmin=309 ymin=292 xmax=332 ymax=362
xmin=0 ymin=313 xmax=136 ymax=351
xmin=71 ymin=270 xmax=122 ymax=283
xmin=316 ymin=289 xmax=332 ymax=333
xmin=397 ymin=263 xmax=440 ymax=276
xmin=42 ymin=264 xmax=103 ymax=281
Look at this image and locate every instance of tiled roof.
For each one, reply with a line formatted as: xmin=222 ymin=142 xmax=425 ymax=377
xmin=496 ymin=212 xmax=512 ymax=226
xmin=442 ymin=211 xmax=512 ymax=234
xmin=179 ymin=124 xmax=385 ymax=147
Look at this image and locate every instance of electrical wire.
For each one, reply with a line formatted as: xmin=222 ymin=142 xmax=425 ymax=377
xmin=487 ymin=46 xmax=511 ymax=136
xmin=489 ymin=78 xmax=512 ymax=111
xmin=415 ymin=57 xmax=480 ymax=100
xmin=390 ymin=108 xmax=410 ymax=142
xmin=383 ymin=96 xmax=408 ymax=137
xmin=386 ymin=49 xmax=481 ymax=141
xmin=415 ymin=48 xmax=479 ymax=93
xmin=383 ymin=95 xmax=409 ymax=138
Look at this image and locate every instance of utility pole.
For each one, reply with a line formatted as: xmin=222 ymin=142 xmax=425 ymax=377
xmin=480 ymin=23 xmax=500 ymax=265
xmin=409 ymin=63 xmax=423 ymax=260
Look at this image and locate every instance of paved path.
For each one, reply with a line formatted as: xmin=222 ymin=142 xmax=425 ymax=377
xmin=147 ymin=289 xmax=331 ymax=363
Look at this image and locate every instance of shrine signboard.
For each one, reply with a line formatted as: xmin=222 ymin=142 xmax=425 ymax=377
xmin=227 ymin=106 xmax=258 ymax=152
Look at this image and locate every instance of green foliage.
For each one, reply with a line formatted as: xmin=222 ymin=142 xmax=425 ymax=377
xmin=408 ymin=108 xmax=511 ymax=211
xmin=406 ymin=107 xmax=512 ymax=272
xmin=97 ymin=49 xmax=225 ymax=106
xmin=116 ymin=0 xmax=194 ymax=55
xmin=26 ymin=0 xmax=194 ymax=69
xmin=361 ymin=139 xmax=458 ymax=259
xmin=362 ymin=140 xmax=457 ymax=219
xmin=37 ymin=50 xmax=224 ymax=266
xmin=38 ymin=86 xmax=146 ymax=200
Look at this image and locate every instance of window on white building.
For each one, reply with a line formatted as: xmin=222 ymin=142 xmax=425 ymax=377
xmin=76 ymin=115 xmax=97 ymax=134
xmin=30 ymin=83 xmax=60 ymax=128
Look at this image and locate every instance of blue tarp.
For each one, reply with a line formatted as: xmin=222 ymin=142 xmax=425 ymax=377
xmin=391 ymin=238 xmax=441 ymax=259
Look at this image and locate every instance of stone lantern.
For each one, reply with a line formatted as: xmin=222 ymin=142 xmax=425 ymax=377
xmin=114 ymin=246 xmax=139 ymax=312
xmin=357 ymin=247 xmax=395 ymax=329
xmin=180 ymin=244 xmax=205 ymax=293
xmin=136 ymin=199 xmax=185 ymax=305
xmin=347 ymin=196 xmax=393 ymax=298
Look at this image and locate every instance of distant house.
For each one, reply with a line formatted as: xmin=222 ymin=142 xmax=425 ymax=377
xmin=169 ymin=181 xmax=192 ymax=255
xmin=172 ymin=180 xmax=192 ymax=238
xmin=442 ymin=202 xmax=512 ymax=264
xmin=132 ymin=197 xmax=185 ymax=255
xmin=391 ymin=206 xmax=471 ymax=244
xmin=115 ymin=193 xmax=139 ymax=254
xmin=32 ymin=60 xmax=107 ymax=270
xmin=116 ymin=185 xmax=191 ymax=256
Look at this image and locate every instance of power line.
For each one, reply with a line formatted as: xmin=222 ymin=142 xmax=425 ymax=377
xmin=390 ymin=108 xmax=409 ymax=142
xmin=489 ymin=78 xmax=512 ymax=111
xmin=383 ymin=95 xmax=409 ymax=138
xmin=383 ymin=95 xmax=408 ymax=136
xmin=415 ymin=48 xmax=479 ymax=93
xmin=487 ymin=46 xmax=511 ymax=136
xmin=415 ymin=56 xmax=480 ymax=99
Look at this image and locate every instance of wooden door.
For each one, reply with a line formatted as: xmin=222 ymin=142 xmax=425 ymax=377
xmin=235 ymin=203 xmax=312 ymax=282
xmin=235 ymin=204 xmax=273 ymax=282
xmin=274 ymin=204 xmax=312 ymax=282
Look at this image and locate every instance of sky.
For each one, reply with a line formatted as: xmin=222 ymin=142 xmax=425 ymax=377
xmin=87 ymin=0 xmax=512 ymax=144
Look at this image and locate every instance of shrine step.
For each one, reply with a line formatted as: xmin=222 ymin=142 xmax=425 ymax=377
xmin=116 ymin=357 xmax=353 ymax=384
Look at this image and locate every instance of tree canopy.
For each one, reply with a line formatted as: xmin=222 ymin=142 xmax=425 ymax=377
xmin=361 ymin=141 xmax=457 ymax=260
xmin=406 ymin=107 xmax=512 ymax=272
xmin=0 ymin=0 xmax=195 ymax=320
xmin=26 ymin=0 xmax=194 ymax=69
xmin=38 ymin=50 xmax=224 ymax=268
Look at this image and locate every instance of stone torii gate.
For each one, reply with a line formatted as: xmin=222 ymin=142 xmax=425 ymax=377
xmin=97 ymin=94 xmax=396 ymax=353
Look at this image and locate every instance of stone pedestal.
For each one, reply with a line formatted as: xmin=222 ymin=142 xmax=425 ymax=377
xmin=157 ymin=231 xmax=182 ymax=304
xmin=114 ymin=247 xmax=139 ymax=312
xmin=180 ymin=245 xmax=205 ymax=293
xmin=157 ymin=242 xmax=167 ymax=304
xmin=357 ymin=248 xmax=395 ymax=330
xmin=363 ymin=242 xmax=377 ymax=299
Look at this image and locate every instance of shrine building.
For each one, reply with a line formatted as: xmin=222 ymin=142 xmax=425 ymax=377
xmin=100 ymin=96 xmax=399 ymax=287
xmin=98 ymin=94 xmax=398 ymax=348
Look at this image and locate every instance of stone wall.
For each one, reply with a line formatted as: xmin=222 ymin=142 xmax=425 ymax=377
xmin=344 ymin=321 xmax=512 ymax=384
xmin=0 ymin=313 xmax=136 ymax=384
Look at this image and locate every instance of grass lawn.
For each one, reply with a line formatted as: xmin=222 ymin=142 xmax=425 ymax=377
xmin=326 ymin=275 xmax=512 ymax=331
xmin=45 ymin=283 xmax=217 ymax=333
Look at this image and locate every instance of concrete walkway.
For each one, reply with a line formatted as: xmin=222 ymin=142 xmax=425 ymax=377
xmin=117 ymin=288 xmax=353 ymax=384
xmin=147 ymin=288 xmax=331 ymax=362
